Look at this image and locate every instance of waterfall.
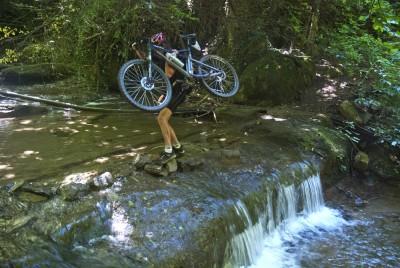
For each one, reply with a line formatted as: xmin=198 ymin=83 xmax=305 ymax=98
xmin=224 ymin=173 xmax=345 ymax=268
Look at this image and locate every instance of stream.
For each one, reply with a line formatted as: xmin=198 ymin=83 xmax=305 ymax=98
xmin=0 ymin=93 xmax=399 ymax=267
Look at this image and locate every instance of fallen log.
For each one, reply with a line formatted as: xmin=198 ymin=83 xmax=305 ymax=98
xmin=0 ymin=89 xmax=213 ymax=118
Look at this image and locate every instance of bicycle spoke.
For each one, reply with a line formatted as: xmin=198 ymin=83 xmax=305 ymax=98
xmin=126 ymin=68 xmax=141 ymax=81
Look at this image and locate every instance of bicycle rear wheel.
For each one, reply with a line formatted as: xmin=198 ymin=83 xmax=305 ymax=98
xmin=118 ymin=59 xmax=172 ymax=112
xmin=199 ymin=55 xmax=239 ymax=98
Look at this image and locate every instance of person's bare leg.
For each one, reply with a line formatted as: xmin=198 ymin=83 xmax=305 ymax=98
xmin=168 ymin=125 xmax=179 ymax=146
xmin=157 ymin=108 xmax=173 ymax=150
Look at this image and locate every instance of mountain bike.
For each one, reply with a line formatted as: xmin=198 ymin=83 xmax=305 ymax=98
xmin=117 ymin=33 xmax=239 ymax=112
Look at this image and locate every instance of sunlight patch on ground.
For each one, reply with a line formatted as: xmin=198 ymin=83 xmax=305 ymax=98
xmin=19 ymin=150 xmax=39 ymax=159
xmin=0 ymin=164 xmax=13 ymax=170
xmin=317 ymin=85 xmax=338 ymax=100
xmin=113 ymin=151 xmax=138 ymax=160
xmin=19 ymin=120 xmax=32 ymax=125
xmin=94 ymin=157 xmax=109 ymax=163
xmin=3 ymin=173 xmax=15 ymax=179
xmin=15 ymin=127 xmax=45 ymax=132
xmin=260 ymin=115 xmax=287 ymax=122
xmin=98 ymin=141 xmax=110 ymax=147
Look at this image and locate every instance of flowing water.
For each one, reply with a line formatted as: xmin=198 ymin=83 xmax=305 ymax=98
xmin=224 ymin=174 xmax=400 ymax=268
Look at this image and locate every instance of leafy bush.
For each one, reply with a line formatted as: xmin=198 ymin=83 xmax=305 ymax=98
xmin=321 ymin=0 xmax=400 ymax=150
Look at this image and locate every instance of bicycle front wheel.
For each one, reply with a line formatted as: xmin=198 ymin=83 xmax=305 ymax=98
xmin=118 ymin=59 xmax=172 ymax=112
xmin=199 ymin=55 xmax=239 ymax=98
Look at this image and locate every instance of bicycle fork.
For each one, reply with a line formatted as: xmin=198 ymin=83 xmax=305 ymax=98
xmin=147 ymin=42 xmax=152 ymax=78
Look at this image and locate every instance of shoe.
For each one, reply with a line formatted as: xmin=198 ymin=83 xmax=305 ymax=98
xmin=159 ymin=151 xmax=176 ymax=165
xmin=173 ymin=145 xmax=185 ymax=157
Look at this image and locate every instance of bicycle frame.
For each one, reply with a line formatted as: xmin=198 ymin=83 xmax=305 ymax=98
xmin=146 ymin=39 xmax=223 ymax=80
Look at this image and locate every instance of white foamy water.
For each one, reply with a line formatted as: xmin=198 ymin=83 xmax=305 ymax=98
xmin=224 ymin=174 xmax=348 ymax=268
xmin=250 ymin=207 xmax=346 ymax=268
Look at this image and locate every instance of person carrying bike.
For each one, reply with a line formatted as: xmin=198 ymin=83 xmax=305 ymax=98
xmin=123 ymin=32 xmax=239 ymax=165
xmin=142 ymin=32 xmax=192 ymax=164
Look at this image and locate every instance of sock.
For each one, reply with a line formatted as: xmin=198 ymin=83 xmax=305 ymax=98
xmin=173 ymin=142 xmax=181 ymax=149
xmin=164 ymin=145 xmax=173 ymax=153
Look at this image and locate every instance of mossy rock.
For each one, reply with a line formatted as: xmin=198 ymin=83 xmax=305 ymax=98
xmin=236 ymin=50 xmax=315 ymax=106
xmin=354 ymin=151 xmax=369 ymax=172
xmin=1 ymin=63 xmax=73 ymax=85
xmin=339 ymin=100 xmax=363 ymax=125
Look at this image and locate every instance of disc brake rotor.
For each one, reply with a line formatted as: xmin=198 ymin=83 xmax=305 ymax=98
xmin=140 ymin=77 xmax=155 ymax=91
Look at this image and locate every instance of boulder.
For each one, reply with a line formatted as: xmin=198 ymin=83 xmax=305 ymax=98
xmin=339 ymin=100 xmax=363 ymax=125
xmin=236 ymin=49 xmax=315 ymax=106
xmin=353 ymin=151 xmax=369 ymax=172
xmin=1 ymin=63 xmax=73 ymax=85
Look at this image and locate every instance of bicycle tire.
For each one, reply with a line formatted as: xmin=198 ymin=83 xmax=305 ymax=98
xmin=199 ymin=55 xmax=239 ymax=98
xmin=118 ymin=59 xmax=172 ymax=112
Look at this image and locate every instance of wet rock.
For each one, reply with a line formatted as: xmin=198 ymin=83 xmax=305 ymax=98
xmin=339 ymin=100 xmax=363 ymax=125
xmin=166 ymin=159 xmax=178 ymax=173
xmin=17 ymin=191 xmax=48 ymax=203
xmin=1 ymin=63 xmax=73 ymax=85
xmin=144 ymin=164 xmax=168 ymax=177
xmin=92 ymin=172 xmax=113 ymax=189
xmin=354 ymin=151 xmax=369 ymax=172
xmin=134 ymin=153 xmax=156 ymax=170
xmin=5 ymin=215 xmax=35 ymax=233
xmin=58 ymin=172 xmax=96 ymax=201
xmin=20 ymin=181 xmax=58 ymax=197
xmin=179 ymin=157 xmax=204 ymax=172
xmin=5 ymin=180 xmax=24 ymax=193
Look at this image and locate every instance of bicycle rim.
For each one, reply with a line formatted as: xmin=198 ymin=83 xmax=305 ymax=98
xmin=119 ymin=60 xmax=172 ymax=112
xmin=200 ymin=55 xmax=239 ymax=98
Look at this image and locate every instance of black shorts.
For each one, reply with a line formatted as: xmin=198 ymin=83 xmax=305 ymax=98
xmin=167 ymin=80 xmax=192 ymax=113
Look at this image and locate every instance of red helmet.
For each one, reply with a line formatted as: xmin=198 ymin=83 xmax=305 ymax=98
xmin=151 ymin=32 xmax=166 ymax=45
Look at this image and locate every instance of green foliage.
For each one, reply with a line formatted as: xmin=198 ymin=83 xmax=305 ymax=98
xmin=1 ymin=0 xmax=194 ymax=88
xmin=321 ymin=0 xmax=400 ymax=150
